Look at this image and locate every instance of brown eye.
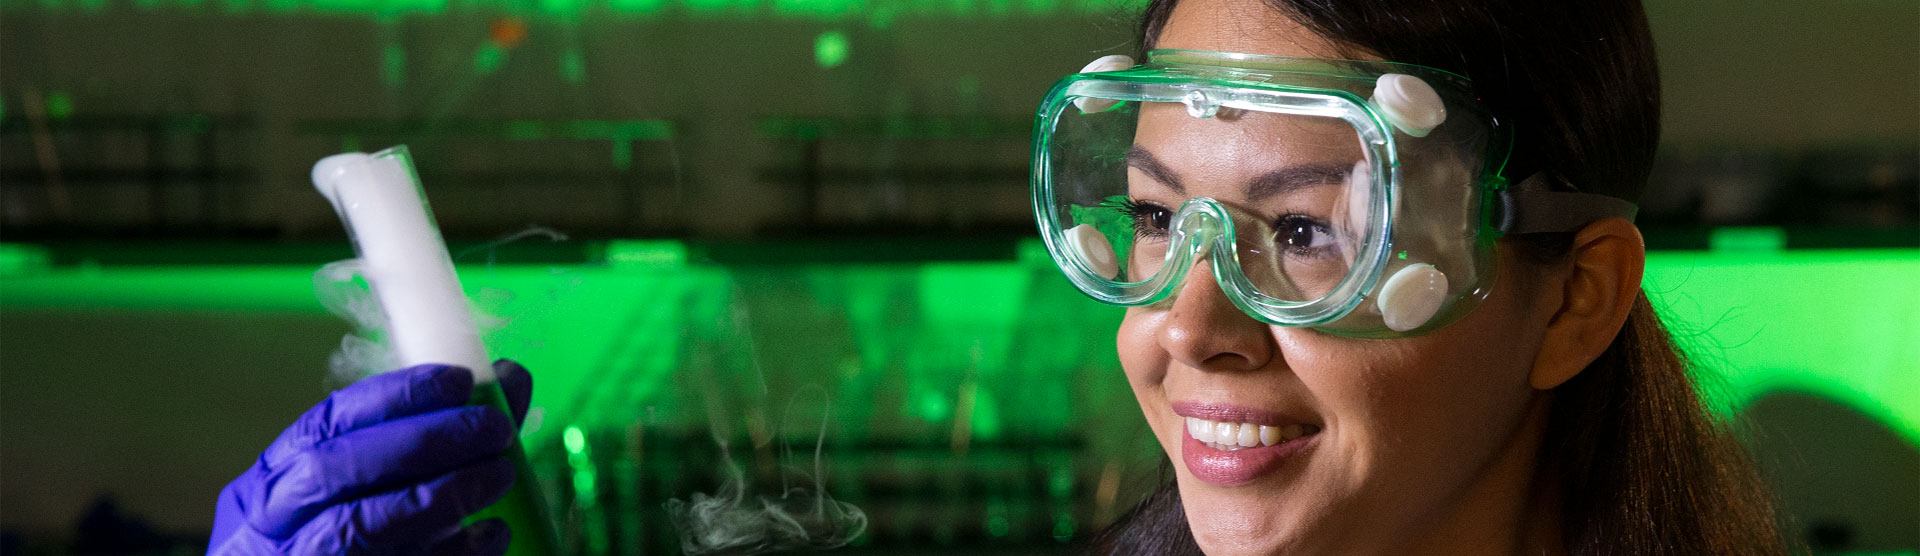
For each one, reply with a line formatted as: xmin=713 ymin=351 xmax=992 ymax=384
xmin=1122 ymin=198 xmax=1173 ymax=234
xmin=1276 ymin=214 xmax=1335 ymax=254
xmin=1145 ymin=206 xmax=1171 ymax=231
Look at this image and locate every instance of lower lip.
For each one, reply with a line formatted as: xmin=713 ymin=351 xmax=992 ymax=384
xmin=1181 ymin=429 xmax=1317 ymax=486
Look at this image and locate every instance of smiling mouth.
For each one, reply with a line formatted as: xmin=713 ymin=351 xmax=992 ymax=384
xmin=1173 ymin=401 xmax=1323 ymax=485
xmin=1185 ymin=417 xmax=1320 ymax=451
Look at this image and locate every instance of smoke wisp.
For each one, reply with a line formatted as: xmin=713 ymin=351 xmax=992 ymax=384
xmin=313 ymin=226 xmax=571 ymax=385
xmin=666 ymin=401 xmax=868 ymax=555
xmin=314 ymin=258 xmax=398 ymax=386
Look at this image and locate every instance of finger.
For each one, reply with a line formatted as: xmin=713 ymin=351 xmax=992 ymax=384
xmin=286 ymin=458 xmax=514 ymax=556
xmin=493 ymin=359 xmax=532 ymax=427
xmin=205 ymin=521 xmax=290 ymax=556
xmin=428 ymin=518 xmax=512 ymax=556
xmin=248 ymin=406 xmax=513 ymax=538
xmin=264 ymin=364 xmax=475 ymax=466
xmin=209 ymin=481 xmax=251 ymax=547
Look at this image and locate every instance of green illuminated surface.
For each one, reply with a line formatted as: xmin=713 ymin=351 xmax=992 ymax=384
xmin=1708 ymin=226 xmax=1787 ymax=253
xmin=1643 ymin=249 xmax=1920 ymax=447
xmin=297 ymin=118 xmax=675 ymax=141
xmin=0 ymin=247 xmax=1914 ymax=451
xmin=0 ymin=244 xmax=51 ymax=277
xmin=4 ymin=0 xmax=1145 ymax=19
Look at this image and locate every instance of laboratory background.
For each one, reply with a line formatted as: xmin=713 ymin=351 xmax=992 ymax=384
xmin=1 ymin=0 xmax=1916 ymax=554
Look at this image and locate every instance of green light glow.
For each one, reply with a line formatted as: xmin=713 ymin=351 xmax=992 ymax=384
xmin=777 ymin=0 xmax=862 ymax=17
xmin=298 ymin=118 xmax=674 ymax=141
xmin=814 ymin=30 xmax=849 ymax=69
xmin=0 ymin=247 xmax=1912 ymax=454
xmin=1709 ymin=226 xmax=1786 ymax=252
xmin=984 ymin=497 xmax=1010 ymax=537
xmin=866 ymin=6 xmax=893 ymax=28
xmin=559 ymin=48 xmax=586 ymax=85
xmin=381 ymin=44 xmax=407 ymax=88
xmin=1048 ymin=467 xmax=1072 ymax=497
xmin=539 ymin=0 xmax=580 ymax=16
xmin=574 ymin=469 xmax=596 ymax=499
xmin=602 ymin=239 xmax=687 ymax=267
xmin=472 ymin=43 xmax=508 ymax=75
xmin=609 ymin=139 xmax=631 ymax=169
xmin=44 ymin=91 xmax=74 ymax=120
xmin=0 ymin=244 xmax=51 ymax=277
xmin=915 ymin=389 xmax=952 ymax=422
xmin=678 ymin=0 xmax=755 ymax=16
xmin=1644 ymin=249 xmax=1920 ymax=447
xmin=312 ymin=0 xmax=380 ymax=12
xmin=755 ymin=115 xmax=1025 ymax=139
xmin=564 ymin=425 xmax=599 ymax=507
xmin=564 ymin=425 xmax=587 ymax=453
xmin=573 ymin=119 xmax=675 ymax=141
xmin=607 ymin=0 xmax=665 ymax=14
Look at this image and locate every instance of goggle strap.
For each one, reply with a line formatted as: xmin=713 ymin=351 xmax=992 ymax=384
xmin=1491 ymin=174 xmax=1640 ymax=234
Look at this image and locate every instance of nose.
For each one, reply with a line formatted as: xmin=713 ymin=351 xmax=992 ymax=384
xmin=1156 ymin=258 xmax=1275 ymax=373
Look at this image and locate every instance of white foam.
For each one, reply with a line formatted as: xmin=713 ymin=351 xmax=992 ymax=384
xmin=312 ymin=148 xmax=495 ymax=383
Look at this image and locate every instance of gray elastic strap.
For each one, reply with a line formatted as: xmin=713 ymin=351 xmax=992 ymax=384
xmin=1491 ymin=174 xmax=1639 ymax=234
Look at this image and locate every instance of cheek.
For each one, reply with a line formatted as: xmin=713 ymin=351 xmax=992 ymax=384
xmin=1341 ymin=336 xmax=1534 ymax=447
xmin=1116 ymin=308 xmax=1177 ymax=447
xmin=1116 ymin=308 xmax=1168 ymax=387
xmin=1362 ymin=257 xmax=1558 ymax=442
xmin=1284 ymin=279 xmax=1546 ymax=502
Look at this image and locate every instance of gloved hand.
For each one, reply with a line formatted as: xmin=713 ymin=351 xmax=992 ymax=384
xmin=209 ymin=360 xmax=535 ymax=556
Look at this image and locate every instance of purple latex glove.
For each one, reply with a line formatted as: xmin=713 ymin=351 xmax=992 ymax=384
xmin=209 ymin=360 xmax=535 ymax=556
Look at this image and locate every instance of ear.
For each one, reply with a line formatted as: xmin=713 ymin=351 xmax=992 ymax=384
xmin=1529 ymin=218 xmax=1646 ymax=390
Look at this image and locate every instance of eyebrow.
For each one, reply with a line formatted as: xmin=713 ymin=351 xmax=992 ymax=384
xmin=1125 ymin=146 xmax=1184 ymax=193
xmin=1245 ymin=163 xmax=1353 ymax=202
xmin=1126 ymin=145 xmax=1352 ymax=201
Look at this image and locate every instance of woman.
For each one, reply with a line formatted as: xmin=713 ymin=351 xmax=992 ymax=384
xmin=208 ymin=0 xmax=1790 ymax=554
xmin=1049 ymin=0 xmax=1792 ymax=554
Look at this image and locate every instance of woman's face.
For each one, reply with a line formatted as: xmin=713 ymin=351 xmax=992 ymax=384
xmin=1116 ymin=0 xmax=1560 ymax=554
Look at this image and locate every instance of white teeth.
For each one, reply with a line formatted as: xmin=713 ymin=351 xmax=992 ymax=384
xmin=1185 ymin=417 xmax=1318 ymax=449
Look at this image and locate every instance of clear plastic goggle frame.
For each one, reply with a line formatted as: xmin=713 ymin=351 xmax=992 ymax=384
xmin=1031 ymin=50 xmax=1514 ymax=337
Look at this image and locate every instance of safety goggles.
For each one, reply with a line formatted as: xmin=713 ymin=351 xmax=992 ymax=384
xmin=1031 ymin=50 xmax=1636 ymax=337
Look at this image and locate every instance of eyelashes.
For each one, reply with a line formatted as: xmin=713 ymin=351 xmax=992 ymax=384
xmin=1114 ymin=197 xmax=1173 ymax=236
xmin=1112 ymin=197 xmax=1339 ymax=258
xmin=1274 ymin=214 xmax=1338 ymax=256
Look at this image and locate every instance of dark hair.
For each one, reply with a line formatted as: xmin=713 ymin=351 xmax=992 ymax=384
xmin=1087 ymin=1 xmax=1793 ymax=555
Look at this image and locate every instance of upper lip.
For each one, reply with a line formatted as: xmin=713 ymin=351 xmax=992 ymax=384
xmin=1171 ymin=400 xmax=1318 ymax=428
